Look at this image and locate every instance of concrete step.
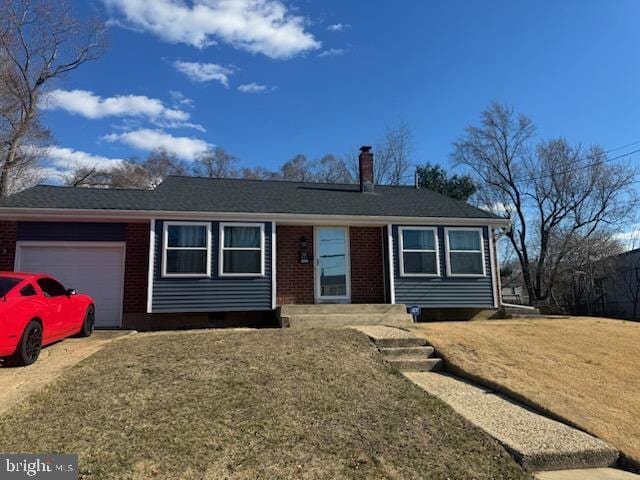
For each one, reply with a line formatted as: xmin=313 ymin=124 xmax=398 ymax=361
xmin=387 ymin=358 xmax=442 ymax=372
xmin=503 ymin=307 xmax=541 ymax=315
xmin=352 ymin=325 xmax=428 ymax=347
xmin=374 ymin=335 xmax=427 ymax=347
xmin=380 ymin=346 xmax=434 ymax=359
xmin=280 ymin=304 xmax=408 ymax=315
xmin=282 ymin=313 xmax=413 ymax=329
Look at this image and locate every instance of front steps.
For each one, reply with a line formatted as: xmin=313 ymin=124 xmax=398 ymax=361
xmin=278 ymin=304 xmax=414 ymax=329
xmin=352 ymin=325 xmax=443 ymax=372
xmin=503 ymin=305 xmax=544 ymax=319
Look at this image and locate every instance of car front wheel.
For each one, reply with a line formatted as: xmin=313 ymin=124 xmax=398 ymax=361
xmin=9 ymin=321 xmax=42 ymax=366
xmin=79 ymin=306 xmax=95 ymax=338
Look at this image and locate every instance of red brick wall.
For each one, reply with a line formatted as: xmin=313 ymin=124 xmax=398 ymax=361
xmin=123 ymin=222 xmax=150 ymax=313
xmin=276 ymin=225 xmax=386 ymax=305
xmin=276 ymin=225 xmax=315 ymax=305
xmin=0 ymin=221 xmax=17 ymax=271
xmin=350 ymin=227 xmax=385 ymax=303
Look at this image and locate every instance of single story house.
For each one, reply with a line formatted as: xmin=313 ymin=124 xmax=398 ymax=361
xmin=0 ymin=147 xmax=510 ymax=329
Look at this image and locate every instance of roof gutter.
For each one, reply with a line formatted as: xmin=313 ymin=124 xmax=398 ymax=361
xmin=0 ymin=207 xmax=512 ymax=227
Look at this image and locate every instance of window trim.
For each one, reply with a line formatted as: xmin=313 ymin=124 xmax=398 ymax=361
xmin=218 ymin=222 xmax=266 ymax=278
xmin=398 ymin=226 xmax=441 ymax=277
xmin=444 ymin=227 xmax=486 ymax=277
xmin=161 ymin=221 xmax=211 ymax=278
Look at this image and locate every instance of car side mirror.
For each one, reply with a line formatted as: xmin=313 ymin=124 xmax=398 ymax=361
xmin=66 ymin=288 xmax=78 ymax=296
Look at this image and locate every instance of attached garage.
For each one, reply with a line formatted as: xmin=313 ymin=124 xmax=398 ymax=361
xmin=15 ymin=242 xmax=126 ymax=328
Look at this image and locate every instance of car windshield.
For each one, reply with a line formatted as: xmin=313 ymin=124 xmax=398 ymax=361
xmin=0 ymin=277 xmax=21 ymax=297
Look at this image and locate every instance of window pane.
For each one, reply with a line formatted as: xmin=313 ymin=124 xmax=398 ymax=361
xmin=168 ymin=225 xmax=206 ymax=248
xmin=223 ymin=250 xmax=261 ymax=274
xmin=20 ymin=284 xmax=37 ymax=297
xmin=320 ymin=273 xmax=347 ymax=296
xmin=37 ymin=278 xmax=67 ymax=297
xmin=224 ymin=226 xmax=260 ymax=248
xmin=0 ymin=277 xmax=20 ymax=296
xmin=448 ymin=230 xmax=481 ymax=250
xmin=403 ymin=252 xmax=438 ymax=274
xmin=166 ymin=250 xmax=208 ymax=274
xmin=402 ymin=229 xmax=435 ymax=250
xmin=450 ymin=252 xmax=483 ymax=274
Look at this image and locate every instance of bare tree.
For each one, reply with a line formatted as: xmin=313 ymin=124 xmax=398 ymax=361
xmin=240 ymin=153 xmax=352 ymax=183
xmin=454 ymin=102 xmax=636 ymax=306
xmin=376 ymin=118 xmax=413 ymax=185
xmin=0 ymin=0 xmax=106 ymax=197
xmin=65 ymin=148 xmax=187 ymax=189
xmin=548 ymin=232 xmax=622 ymax=314
xmin=142 ymin=148 xmax=189 ymax=187
xmin=193 ymin=147 xmax=239 ymax=178
xmin=314 ymin=154 xmax=353 ymax=183
xmin=280 ymin=154 xmax=312 ymax=182
xmin=345 ymin=118 xmax=414 ymax=185
xmin=240 ymin=165 xmax=280 ymax=181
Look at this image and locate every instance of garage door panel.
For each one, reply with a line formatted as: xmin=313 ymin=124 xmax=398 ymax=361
xmin=17 ymin=245 xmax=125 ymax=328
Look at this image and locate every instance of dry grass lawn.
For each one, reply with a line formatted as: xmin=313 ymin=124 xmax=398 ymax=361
xmin=0 ymin=329 xmax=529 ymax=480
xmin=410 ymin=318 xmax=640 ymax=467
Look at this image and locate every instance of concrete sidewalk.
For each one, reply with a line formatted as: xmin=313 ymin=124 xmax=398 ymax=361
xmin=535 ymin=468 xmax=640 ymax=479
xmin=405 ymin=371 xmax=618 ymax=472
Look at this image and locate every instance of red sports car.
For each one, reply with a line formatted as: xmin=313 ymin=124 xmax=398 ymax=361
xmin=0 ymin=272 xmax=95 ymax=366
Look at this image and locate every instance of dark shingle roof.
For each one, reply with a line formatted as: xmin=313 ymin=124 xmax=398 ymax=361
xmin=0 ymin=176 xmax=500 ymax=220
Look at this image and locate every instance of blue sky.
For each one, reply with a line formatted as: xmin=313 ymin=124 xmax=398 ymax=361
xmin=41 ymin=0 xmax=640 ymax=177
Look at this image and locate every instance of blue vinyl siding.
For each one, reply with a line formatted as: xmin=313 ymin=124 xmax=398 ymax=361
xmin=151 ymin=220 xmax=272 ymax=312
xmin=17 ymin=222 xmax=126 ymax=241
xmin=392 ymin=225 xmax=495 ymax=308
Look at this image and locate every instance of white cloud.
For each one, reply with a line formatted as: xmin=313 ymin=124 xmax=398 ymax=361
xmin=237 ymin=82 xmax=270 ymax=93
xmin=44 ymin=146 xmax=125 ymax=171
xmin=103 ymin=129 xmax=212 ymax=161
xmin=43 ymin=89 xmax=187 ymax=121
xmin=102 ymin=0 xmax=321 ymax=59
xmin=327 ymin=23 xmax=349 ymax=32
xmin=613 ymin=227 xmax=640 ymax=250
xmin=41 ymin=89 xmax=203 ymax=130
xmin=169 ymin=90 xmax=194 ymax=108
xmin=173 ymin=61 xmax=234 ymax=87
xmin=318 ymin=48 xmax=344 ymax=58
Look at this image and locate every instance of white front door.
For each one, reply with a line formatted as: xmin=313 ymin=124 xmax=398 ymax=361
xmin=16 ymin=242 xmax=126 ymax=328
xmin=314 ymin=227 xmax=351 ymax=303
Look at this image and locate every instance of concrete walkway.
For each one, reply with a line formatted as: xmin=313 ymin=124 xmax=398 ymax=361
xmin=0 ymin=330 xmax=133 ymax=416
xmin=535 ymin=468 xmax=640 ymax=479
xmin=405 ymin=372 xmax=618 ymax=472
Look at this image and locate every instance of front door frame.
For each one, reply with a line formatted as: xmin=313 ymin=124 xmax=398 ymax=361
xmin=314 ymin=226 xmax=351 ymax=304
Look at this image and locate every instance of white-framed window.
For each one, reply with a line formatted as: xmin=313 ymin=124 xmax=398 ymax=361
xmin=398 ymin=226 xmax=440 ymax=277
xmin=445 ymin=227 xmax=486 ymax=277
xmin=219 ymin=222 xmax=265 ymax=277
xmin=162 ymin=221 xmax=211 ymax=277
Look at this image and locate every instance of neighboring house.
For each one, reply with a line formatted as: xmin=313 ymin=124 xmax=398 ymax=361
xmin=501 ymin=273 xmax=530 ymax=306
xmin=0 ymin=147 xmax=509 ymax=329
xmin=591 ymin=249 xmax=640 ymax=321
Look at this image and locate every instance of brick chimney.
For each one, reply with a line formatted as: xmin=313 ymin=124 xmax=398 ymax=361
xmin=359 ymin=146 xmax=374 ymax=193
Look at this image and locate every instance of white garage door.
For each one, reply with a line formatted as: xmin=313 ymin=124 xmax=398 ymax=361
xmin=16 ymin=243 xmax=126 ymax=328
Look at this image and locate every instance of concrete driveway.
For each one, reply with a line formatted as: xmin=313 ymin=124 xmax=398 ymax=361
xmin=0 ymin=330 xmax=133 ymax=416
